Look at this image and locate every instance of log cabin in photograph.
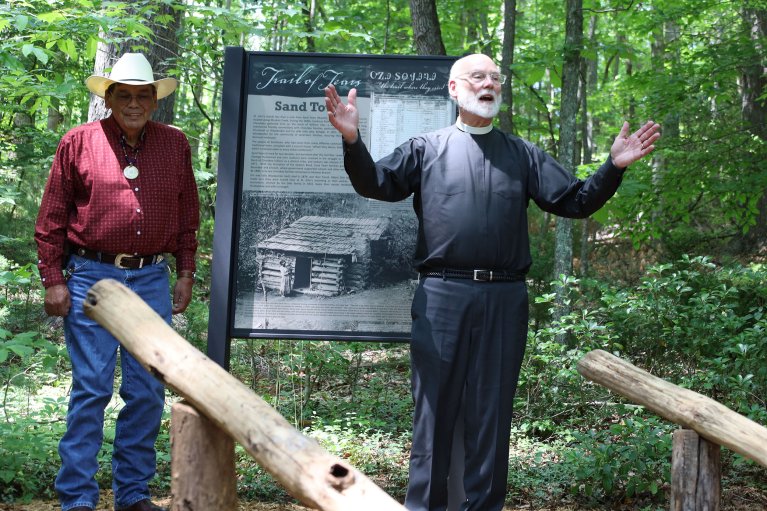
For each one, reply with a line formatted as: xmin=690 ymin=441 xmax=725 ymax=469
xmin=256 ymin=216 xmax=391 ymax=296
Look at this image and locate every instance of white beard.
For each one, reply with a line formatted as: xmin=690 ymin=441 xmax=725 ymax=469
xmin=456 ymin=86 xmax=502 ymax=119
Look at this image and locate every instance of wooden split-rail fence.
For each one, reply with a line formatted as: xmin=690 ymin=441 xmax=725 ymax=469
xmin=84 ymin=279 xmax=406 ymax=511
xmin=578 ymin=350 xmax=767 ymax=511
xmin=83 ymin=279 xmax=767 ymax=511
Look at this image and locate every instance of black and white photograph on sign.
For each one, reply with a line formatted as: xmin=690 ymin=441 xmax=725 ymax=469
xmin=231 ymin=53 xmax=456 ymax=338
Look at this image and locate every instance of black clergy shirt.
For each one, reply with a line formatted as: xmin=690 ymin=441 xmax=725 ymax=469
xmin=342 ymin=124 xmax=625 ymax=274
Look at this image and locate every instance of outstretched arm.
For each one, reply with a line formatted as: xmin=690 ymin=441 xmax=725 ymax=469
xmin=610 ymin=120 xmax=661 ymax=169
xmin=324 ymin=84 xmax=360 ymax=143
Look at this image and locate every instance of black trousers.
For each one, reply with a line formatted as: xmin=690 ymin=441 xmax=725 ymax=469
xmin=404 ymin=277 xmax=528 ymax=511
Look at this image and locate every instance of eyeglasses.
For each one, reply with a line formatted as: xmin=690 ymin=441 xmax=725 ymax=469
xmin=457 ymin=71 xmax=507 ymax=85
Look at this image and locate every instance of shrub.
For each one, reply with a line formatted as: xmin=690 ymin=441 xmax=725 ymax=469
xmin=516 ymin=256 xmax=766 ymax=505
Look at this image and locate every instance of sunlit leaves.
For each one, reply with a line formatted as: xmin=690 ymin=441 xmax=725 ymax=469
xmin=1 ymin=0 xmax=765 ymax=261
xmin=21 ymin=43 xmax=48 ymax=64
xmin=36 ymin=10 xmax=66 ymax=23
xmin=13 ymin=14 xmax=30 ymax=31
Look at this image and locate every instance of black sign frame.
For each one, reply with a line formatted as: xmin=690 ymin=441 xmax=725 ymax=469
xmin=207 ymin=48 xmax=458 ymax=367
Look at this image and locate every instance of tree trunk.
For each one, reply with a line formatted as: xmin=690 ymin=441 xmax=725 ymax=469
xmin=409 ymin=0 xmax=446 ymax=55
xmin=579 ymin=219 xmax=590 ymax=276
xmin=499 ymin=0 xmax=517 ymax=134
xmin=740 ymin=6 xmax=767 ymax=141
xmin=88 ymin=37 xmax=121 ymax=122
xmin=649 ymin=22 xmax=680 ymax=254
xmin=553 ymin=0 xmax=582 ymax=331
xmin=302 ymin=0 xmax=317 ymax=52
xmin=148 ymin=2 xmax=182 ymax=125
xmin=739 ymin=6 xmax=767 ymax=251
xmin=578 ymin=14 xmax=597 ymax=276
xmin=47 ymin=106 xmax=64 ymax=131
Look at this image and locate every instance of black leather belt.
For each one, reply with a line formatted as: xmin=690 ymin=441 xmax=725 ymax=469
xmin=420 ymin=269 xmax=525 ymax=282
xmin=70 ymin=245 xmax=164 ymax=270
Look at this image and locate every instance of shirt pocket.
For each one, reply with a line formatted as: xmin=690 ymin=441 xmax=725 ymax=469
xmin=490 ymin=167 xmax=524 ymax=200
xmin=426 ymin=168 xmax=466 ymax=197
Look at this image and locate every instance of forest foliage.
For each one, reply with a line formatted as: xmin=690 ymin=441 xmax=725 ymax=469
xmin=1 ymin=0 xmax=766 ymax=508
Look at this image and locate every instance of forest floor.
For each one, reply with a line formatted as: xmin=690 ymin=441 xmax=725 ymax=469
xmin=3 ymin=486 xmax=767 ymax=511
xmin=0 ymin=494 xmax=579 ymax=511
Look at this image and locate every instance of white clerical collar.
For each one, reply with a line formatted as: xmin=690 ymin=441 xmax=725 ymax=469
xmin=455 ymin=119 xmax=493 ymax=135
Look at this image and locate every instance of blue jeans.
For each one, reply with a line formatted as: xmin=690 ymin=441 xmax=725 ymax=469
xmin=56 ymin=255 xmax=170 ymax=511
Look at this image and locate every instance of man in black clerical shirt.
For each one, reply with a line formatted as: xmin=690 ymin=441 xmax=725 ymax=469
xmin=324 ymin=53 xmax=660 ymax=511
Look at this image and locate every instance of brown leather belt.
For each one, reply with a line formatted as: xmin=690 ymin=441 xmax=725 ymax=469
xmin=70 ymin=245 xmax=164 ymax=270
xmin=419 ymin=269 xmax=525 ymax=282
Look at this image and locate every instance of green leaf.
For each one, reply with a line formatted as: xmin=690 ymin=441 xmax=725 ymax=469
xmin=8 ymin=345 xmax=34 ymax=358
xmin=21 ymin=44 xmax=49 ymax=64
xmin=38 ymin=11 xmax=67 ymax=24
xmin=85 ymin=36 xmax=99 ymax=60
xmin=520 ymin=66 xmax=546 ymax=86
xmin=14 ymin=14 xmax=29 ymax=31
xmin=590 ymin=206 xmax=610 ymax=224
xmin=13 ymin=331 xmax=39 ymax=343
xmin=57 ymin=38 xmax=78 ymax=60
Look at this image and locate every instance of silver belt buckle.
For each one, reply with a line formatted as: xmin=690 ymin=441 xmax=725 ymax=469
xmin=114 ymin=253 xmax=137 ymax=269
xmin=473 ymin=269 xmax=493 ymax=282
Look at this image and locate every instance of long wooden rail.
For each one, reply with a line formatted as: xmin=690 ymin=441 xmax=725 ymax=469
xmin=580 ymin=349 xmax=767 ymax=510
xmin=577 ymin=349 xmax=767 ymax=468
xmin=83 ymin=278 xmax=405 ymax=511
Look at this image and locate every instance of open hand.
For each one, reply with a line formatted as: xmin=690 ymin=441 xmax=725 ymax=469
xmin=610 ymin=120 xmax=661 ymax=169
xmin=324 ymin=84 xmax=360 ymax=143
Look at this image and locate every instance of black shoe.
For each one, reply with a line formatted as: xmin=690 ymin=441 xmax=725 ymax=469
xmin=116 ymin=499 xmax=167 ymax=511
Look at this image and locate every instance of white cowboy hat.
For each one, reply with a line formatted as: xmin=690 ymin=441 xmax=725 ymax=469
xmin=85 ymin=53 xmax=178 ymax=99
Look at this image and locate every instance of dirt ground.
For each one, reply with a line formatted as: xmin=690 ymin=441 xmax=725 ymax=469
xmin=0 ymin=496 xmax=304 ymax=511
xmin=0 ymin=495 xmax=555 ymax=511
xmin=0 ymin=499 xmax=584 ymax=511
xmin=3 ymin=488 xmax=767 ymax=511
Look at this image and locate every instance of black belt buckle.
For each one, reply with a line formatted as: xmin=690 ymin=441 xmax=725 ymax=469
xmin=473 ymin=269 xmax=493 ymax=282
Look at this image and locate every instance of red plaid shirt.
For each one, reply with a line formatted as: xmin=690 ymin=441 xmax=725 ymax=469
xmin=35 ymin=115 xmax=200 ymax=288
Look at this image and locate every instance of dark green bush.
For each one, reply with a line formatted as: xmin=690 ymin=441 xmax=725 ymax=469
xmin=517 ymin=256 xmax=766 ymax=504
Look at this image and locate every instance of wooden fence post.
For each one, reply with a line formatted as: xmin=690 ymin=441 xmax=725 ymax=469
xmin=671 ymin=429 xmax=721 ymax=511
xmin=171 ymin=401 xmax=237 ymax=510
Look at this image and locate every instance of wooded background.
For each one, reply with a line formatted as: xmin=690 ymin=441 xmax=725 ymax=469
xmin=2 ymin=0 xmax=766 ymax=272
xmin=1 ymin=0 xmax=765 ymax=508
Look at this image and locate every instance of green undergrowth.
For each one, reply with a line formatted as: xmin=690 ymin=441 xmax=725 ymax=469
xmin=2 ymin=256 xmax=766 ymax=507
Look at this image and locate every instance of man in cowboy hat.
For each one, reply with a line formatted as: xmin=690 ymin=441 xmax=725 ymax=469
xmin=35 ymin=52 xmax=199 ymax=511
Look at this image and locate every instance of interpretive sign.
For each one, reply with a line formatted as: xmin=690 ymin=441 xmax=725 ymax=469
xmin=208 ymin=48 xmax=457 ymax=366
